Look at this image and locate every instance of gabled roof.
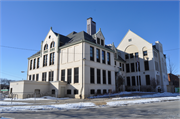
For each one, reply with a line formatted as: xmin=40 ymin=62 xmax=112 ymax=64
xmin=28 ymin=51 xmax=41 ymax=59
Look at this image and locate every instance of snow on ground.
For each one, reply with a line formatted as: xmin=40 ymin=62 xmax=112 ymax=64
xmin=3 ymin=96 xmax=70 ymax=101
xmin=0 ymin=101 xmax=30 ymax=106
xmin=112 ymin=92 xmax=180 ymax=100
xmin=0 ymin=102 xmax=96 ymax=112
xmin=107 ymin=96 xmax=180 ymax=106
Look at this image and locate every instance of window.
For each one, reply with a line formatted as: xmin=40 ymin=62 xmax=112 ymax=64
xmin=122 ymin=64 xmax=124 ymax=71
xmin=90 ymin=46 xmax=94 ymax=61
xmin=126 ymin=64 xmax=130 ymax=73
xmin=33 ymin=74 xmax=35 ymax=81
xmin=144 ymin=60 xmax=149 ymax=70
xmin=143 ymin=51 xmax=147 ymax=56
xmin=102 ymin=50 xmax=105 ymax=64
xmin=136 ymin=76 xmax=141 ymax=85
xmin=128 ymin=39 xmax=132 ymax=42
xmin=132 ymin=76 xmax=135 ymax=86
xmin=61 ymin=70 xmax=65 ymax=81
xmin=130 ymin=53 xmax=134 ymax=58
xmin=119 ymin=63 xmax=121 ymax=68
xmin=49 ymin=35 xmax=51 ymax=39
xmin=30 ymin=60 xmax=32 ymax=70
xmin=154 ymin=51 xmax=157 ymax=57
xmin=52 ymin=89 xmax=55 ymax=94
xmin=103 ymin=70 xmax=106 ymax=84
xmin=42 ymin=72 xmax=47 ymax=81
xmin=108 ymin=71 xmax=111 ymax=84
xmin=74 ymin=67 xmax=79 ymax=83
xmin=97 ymin=89 xmax=101 ymax=94
xmin=101 ymin=39 xmax=104 ymax=46
xmin=29 ymin=75 xmax=31 ymax=80
xmin=131 ymin=63 xmax=135 ymax=72
xmin=115 ymin=61 xmax=116 ymax=65
xmin=44 ymin=44 xmax=48 ymax=50
xmin=67 ymin=89 xmax=71 ymax=94
xmin=49 ymin=71 xmax=54 ymax=81
xmin=96 ymin=49 xmax=100 ymax=62
xmin=97 ymin=38 xmax=100 ymax=44
xmin=37 ymin=58 xmax=40 ymax=68
xmin=34 ymin=89 xmax=40 ymax=94
xmin=125 ymin=54 xmax=129 ymax=59
xmin=43 ymin=54 xmax=48 ymax=66
xmin=103 ymin=89 xmax=107 ymax=94
xmin=127 ymin=77 xmax=130 ymax=86
xmin=74 ymin=89 xmax=78 ymax=94
xmin=67 ymin=69 xmax=71 ymax=84
xmin=50 ymin=41 xmax=55 ymax=48
xmin=50 ymin=52 xmax=55 ymax=65
xmin=90 ymin=89 xmax=95 ymax=94
xmin=107 ymin=52 xmax=110 ymax=65
xmin=33 ymin=59 xmax=36 ymax=69
xmin=146 ymin=75 xmax=150 ymax=85
xmin=155 ymin=61 xmax=159 ymax=71
xmin=136 ymin=62 xmax=140 ymax=71
xmin=97 ymin=69 xmax=101 ymax=84
xmin=135 ymin=52 xmax=138 ymax=58
xmin=90 ymin=68 xmax=94 ymax=83
xmin=36 ymin=74 xmax=39 ymax=81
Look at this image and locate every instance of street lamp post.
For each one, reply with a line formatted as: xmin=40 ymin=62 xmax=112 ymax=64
xmin=21 ymin=71 xmax=25 ymax=80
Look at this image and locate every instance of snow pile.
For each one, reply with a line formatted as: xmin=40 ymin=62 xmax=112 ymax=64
xmin=0 ymin=101 xmax=30 ymax=106
xmin=0 ymin=102 xmax=95 ymax=112
xmin=112 ymin=92 xmax=180 ymax=100
xmin=107 ymin=96 xmax=180 ymax=106
xmin=3 ymin=96 xmax=70 ymax=101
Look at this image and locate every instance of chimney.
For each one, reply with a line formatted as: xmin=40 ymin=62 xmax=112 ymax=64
xmin=87 ymin=17 xmax=96 ymax=35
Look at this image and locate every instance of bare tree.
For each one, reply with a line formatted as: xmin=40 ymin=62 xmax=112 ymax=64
xmin=115 ymin=75 xmax=124 ymax=92
xmin=167 ymin=56 xmax=177 ymax=84
xmin=151 ymin=78 xmax=158 ymax=92
xmin=0 ymin=78 xmax=12 ymax=89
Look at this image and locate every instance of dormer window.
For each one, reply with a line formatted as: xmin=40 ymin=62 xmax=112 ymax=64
xmin=44 ymin=44 xmax=48 ymax=50
xmin=97 ymin=38 xmax=100 ymax=44
xmin=101 ymin=39 xmax=104 ymax=46
xmin=49 ymin=35 xmax=51 ymax=39
xmin=50 ymin=41 xmax=55 ymax=48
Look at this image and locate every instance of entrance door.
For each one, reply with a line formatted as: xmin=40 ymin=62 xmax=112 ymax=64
xmin=61 ymin=87 xmax=65 ymax=97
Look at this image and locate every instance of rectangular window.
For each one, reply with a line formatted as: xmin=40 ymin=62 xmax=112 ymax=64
xmin=49 ymin=71 xmax=54 ymax=81
xmin=136 ymin=76 xmax=141 ymax=85
xmin=74 ymin=67 xmax=79 ymax=83
xmin=61 ymin=70 xmax=65 ymax=81
xmin=136 ymin=62 xmax=140 ymax=71
xmin=132 ymin=76 xmax=135 ymax=86
xmin=125 ymin=54 xmax=129 ymax=59
xmin=115 ymin=61 xmax=116 ymax=65
xmin=144 ymin=60 xmax=149 ymax=70
xmin=130 ymin=53 xmax=134 ymax=58
xmin=146 ymin=75 xmax=150 ymax=85
xmin=122 ymin=63 xmax=124 ymax=71
xmin=30 ymin=60 xmax=32 ymax=70
xmin=103 ymin=89 xmax=107 ymax=94
xmin=97 ymin=38 xmax=100 ymax=44
xmin=154 ymin=51 xmax=157 ymax=57
xmin=103 ymin=70 xmax=106 ymax=84
xmin=107 ymin=52 xmax=110 ymax=65
xmin=37 ymin=58 xmax=40 ymax=68
xmin=101 ymin=39 xmax=104 ymax=46
xmin=135 ymin=52 xmax=138 ymax=58
xmin=33 ymin=74 xmax=35 ymax=81
xmin=127 ymin=77 xmax=130 ymax=86
xmin=102 ymin=50 xmax=105 ymax=64
xmin=97 ymin=89 xmax=101 ymax=94
xmin=96 ymin=48 xmax=100 ymax=63
xmin=131 ymin=63 xmax=135 ymax=72
xmin=50 ymin=52 xmax=55 ymax=65
xmin=90 ymin=68 xmax=94 ymax=83
xmin=36 ymin=74 xmax=39 ymax=81
xmin=42 ymin=72 xmax=47 ymax=81
xmin=97 ymin=69 xmax=101 ymax=84
xmin=108 ymin=71 xmax=111 ymax=84
xmin=67 ymin=69 xmax=71 ymax=84
xmin=43 ymin=55 xmax=48 ymax=66
xmin=74 ymin=89 xmax=78 ymax=94
xmin=29 ymin=75 xmax=31 ymax=80
xmin=119 ymin=63 xmax=121 ymax=68
xmin=90 ymin=46 xmax=94 ymax=61
xmin=33 ymin=59 xmax=36 ymax=69
xmin=126 ymin=64 xmax=130 ymax=73
xmin=143 ymin=51 xmax=148 ymax=56
xmin=155 ymin=61 xmax=159 ymax=71
xmin=90 ymin=89 xmax=95 ymax=94
xmin=67 ymin=89 xmax=71 ymax=94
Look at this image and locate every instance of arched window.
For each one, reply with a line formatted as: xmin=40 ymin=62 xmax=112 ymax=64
xmin=44 ymin=44 xmax=48 ymax=50
xmin=50 ymin=41 xmax=55 ymax=48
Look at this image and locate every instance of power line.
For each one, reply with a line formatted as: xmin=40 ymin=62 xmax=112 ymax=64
xmin=0 ymin=72 xmax=24 ymax=79
xmin=0 ymin=45 xmax=39 ymax=51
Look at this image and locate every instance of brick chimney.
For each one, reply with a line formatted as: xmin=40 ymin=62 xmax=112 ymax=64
xmin=87 ymin=17 xmax=96 ymax=35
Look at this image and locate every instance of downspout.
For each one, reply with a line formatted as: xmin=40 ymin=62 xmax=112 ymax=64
xmin=80 ymin=39 xmax=84 ymax=99
xmin=57 ymin=34 xmax=60 ymax=81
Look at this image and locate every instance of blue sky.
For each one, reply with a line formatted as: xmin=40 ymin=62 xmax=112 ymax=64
xmin=0 ymin=1 xmax=179 ymax=81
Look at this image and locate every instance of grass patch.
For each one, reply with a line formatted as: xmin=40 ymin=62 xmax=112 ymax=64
xmin=94 ymin=101 xmax=107 ymax=106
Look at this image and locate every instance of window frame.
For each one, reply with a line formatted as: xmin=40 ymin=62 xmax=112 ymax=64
xmin=102 ymin=50 xmax=106 ymax=64
xmin=74 ymin=67 xmax=79 ymax=83
xmin=96 ymin=48 xmax=100 ymax=63
xmin=90 ymin=46 xmax=94 ymax=61
xmin=61 ymin=69 xmax=65 ymax=81
xmin=90 ymin=68 xmax=95 ymax=83
xmin=97 ymin=69 xmax=101 ymax=84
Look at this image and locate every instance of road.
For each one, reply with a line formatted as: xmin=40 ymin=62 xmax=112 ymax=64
xmin=1 ymin=100 xmax=180 ymax=119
